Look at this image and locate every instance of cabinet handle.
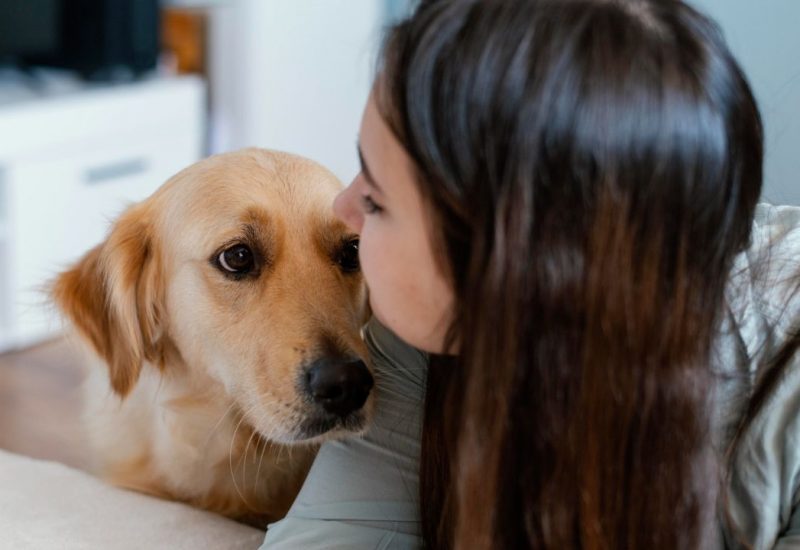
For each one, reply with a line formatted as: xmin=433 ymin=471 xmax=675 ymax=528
xmin=84 ymin=158 xmax=148 ymax=185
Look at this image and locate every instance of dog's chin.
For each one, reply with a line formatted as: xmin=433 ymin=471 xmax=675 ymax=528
xmin=274 ymin=410 xmax=369 ymax=445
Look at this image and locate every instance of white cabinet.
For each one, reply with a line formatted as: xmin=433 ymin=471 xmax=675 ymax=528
xmin=0 ymin=74 xmax=206 ymax=351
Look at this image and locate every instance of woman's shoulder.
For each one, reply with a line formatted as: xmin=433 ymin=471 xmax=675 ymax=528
xmin=752 ymin=203 xmax=800 ymax=240
xmin=722 ymin=202 xmax=800 ymax=548
xmin=724 ymin=202 xmax=800 ymax=368
xmin=724 ymin=349 xmax=800 ymax=548
xmin=749 ymin=203 xmax=800 ymax=315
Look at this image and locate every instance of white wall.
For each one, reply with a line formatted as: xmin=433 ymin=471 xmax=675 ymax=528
xmin=203 ymin=1 xmax=799 ymax=205
xmin=207 ymin=0 xmax=385 ymax=184
xmin=690 ymin=0 xmax=800 ymax=205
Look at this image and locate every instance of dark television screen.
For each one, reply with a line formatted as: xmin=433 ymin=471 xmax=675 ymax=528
xmin=0 ymin=0 xmax=62 ymax=61
xmin=0 ymin=0 xmax=159 ymax=80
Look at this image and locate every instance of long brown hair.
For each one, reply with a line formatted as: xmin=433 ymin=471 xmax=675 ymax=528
xmin=374 ymin=0 xmax=772 ymax=548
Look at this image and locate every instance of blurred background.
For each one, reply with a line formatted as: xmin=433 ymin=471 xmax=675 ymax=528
xmin=0 ymin=0 xmax=411 ymax=353
xmin=0 ymin=0 xmax=797 ymax=353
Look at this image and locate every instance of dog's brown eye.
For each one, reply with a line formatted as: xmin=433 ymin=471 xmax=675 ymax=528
xmin=218 ymin=245 xmax=254 ymax=274
xmin=338 ymin=239 xmax=360 ymax=273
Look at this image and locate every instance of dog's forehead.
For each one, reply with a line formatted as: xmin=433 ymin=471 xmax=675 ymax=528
xmin=155 ymin=149 xmax=348 ymax=253
xmin=186 ymin=149 xmax=340 ymax=203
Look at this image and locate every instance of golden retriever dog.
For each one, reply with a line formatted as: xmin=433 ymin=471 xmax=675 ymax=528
xmin=52 ymin=148 xmax=373 ymax=525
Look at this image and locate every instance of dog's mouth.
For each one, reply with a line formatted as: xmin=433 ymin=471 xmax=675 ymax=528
xmin=293 ymin=409 xmax=368 ymax=442
xmin=246 ymin=404 xmax=370 ymax=446
xmin=246 ymin=394 xmax=372 ymax=445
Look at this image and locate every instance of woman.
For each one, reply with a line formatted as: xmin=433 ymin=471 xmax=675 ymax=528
xmin=263 ymin=0 xmax=800 ymax=548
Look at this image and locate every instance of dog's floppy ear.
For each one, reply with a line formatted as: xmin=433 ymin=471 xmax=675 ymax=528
xmin=52 ymin=203 xmax=164 ymax=397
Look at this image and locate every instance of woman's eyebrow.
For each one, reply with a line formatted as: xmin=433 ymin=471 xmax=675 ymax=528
xmin=357 ymin=142 xmax=383 ymax=193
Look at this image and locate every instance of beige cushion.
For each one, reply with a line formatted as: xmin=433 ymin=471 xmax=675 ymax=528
xmin=0 ymin=449 xmax=263 ymax=549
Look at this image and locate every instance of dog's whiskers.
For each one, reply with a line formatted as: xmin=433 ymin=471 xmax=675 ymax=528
xmin=203 ymin=400 xmax=238 ymax=450
xmin=255 ymin=433 xmax=269 ymax=493
xmin=241 ymin=411 xmax=265 ymax=487
xmin=228 ymin=404 xmax=259 ymax=512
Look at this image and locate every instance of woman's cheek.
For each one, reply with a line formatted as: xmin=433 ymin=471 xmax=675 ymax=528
xmin=357 ymin=231 xmax=381 ymax=297
xmin=358 ymin=229 xmax=396 ymax=324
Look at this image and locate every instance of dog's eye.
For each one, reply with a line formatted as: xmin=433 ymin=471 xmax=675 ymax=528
xmin=218 ymin=245 xmax=254 ymax=274
xmin=338 ymin=239 xmax=360 ymax=273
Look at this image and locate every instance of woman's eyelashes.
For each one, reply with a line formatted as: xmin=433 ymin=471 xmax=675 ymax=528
xmin=360 ymin=194 xmax=384 ymax=215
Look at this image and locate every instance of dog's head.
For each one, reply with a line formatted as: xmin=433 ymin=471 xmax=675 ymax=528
xmin=53 ymin=148 xmax=372 ymax=443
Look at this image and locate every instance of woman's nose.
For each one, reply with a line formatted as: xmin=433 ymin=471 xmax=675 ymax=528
xmin=333 ymin=180 xmax=364 ymax=234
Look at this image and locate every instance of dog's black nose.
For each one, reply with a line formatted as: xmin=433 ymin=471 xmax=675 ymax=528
xmin=305 ymin=358 xmax=373 ymax=417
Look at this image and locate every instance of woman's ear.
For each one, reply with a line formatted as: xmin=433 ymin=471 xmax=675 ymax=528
xmin=52 ymin=204 xmax=164 ymax=397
